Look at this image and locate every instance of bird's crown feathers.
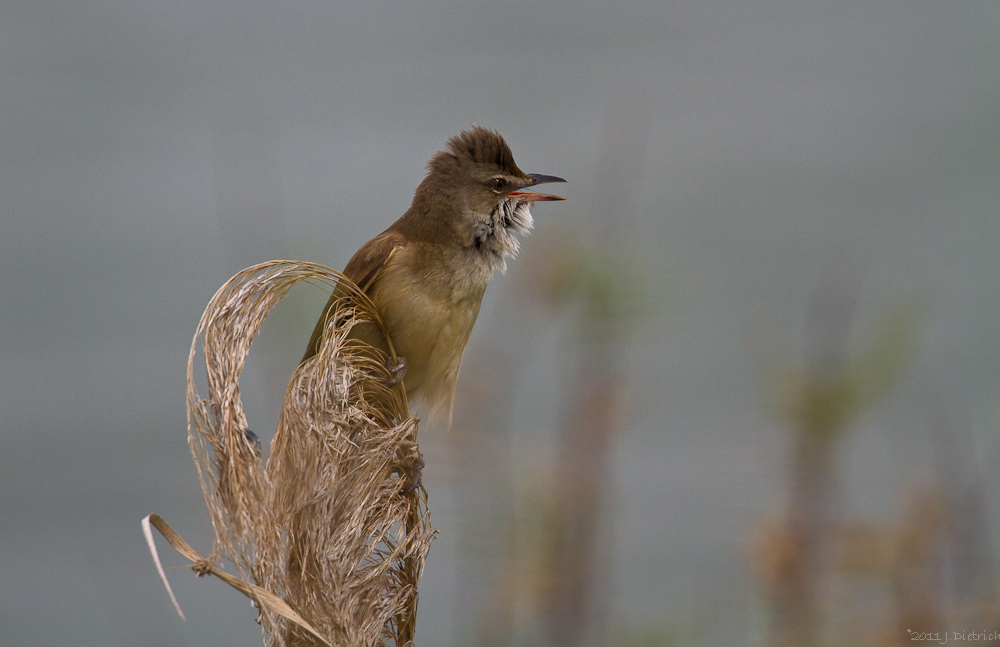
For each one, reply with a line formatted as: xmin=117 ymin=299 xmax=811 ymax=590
xmin=428 ymin=126 xmax=524 ymax=177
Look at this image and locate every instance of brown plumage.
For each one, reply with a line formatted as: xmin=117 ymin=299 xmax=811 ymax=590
xmin=302 ymin=127 xmax=566 ymax=421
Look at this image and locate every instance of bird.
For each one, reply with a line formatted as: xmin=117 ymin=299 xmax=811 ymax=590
xmin=301 ymin=126 xmax=566 ymax=422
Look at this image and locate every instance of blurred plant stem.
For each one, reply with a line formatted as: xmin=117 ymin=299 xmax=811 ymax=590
xmin=540 ymin=233 xmax=652 ymax=647
xmin=755 ymin=275 xmax=916 ymax=647
xmin=448 ymin=232 xmax=652 ymax=647
xmin=546 ymin=316 xmax=622 ymax=646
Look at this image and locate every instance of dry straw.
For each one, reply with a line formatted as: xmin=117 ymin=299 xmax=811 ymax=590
xmin=144 ymin=260 xmax=435 ymax=647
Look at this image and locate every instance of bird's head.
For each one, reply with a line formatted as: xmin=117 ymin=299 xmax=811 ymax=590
xmin=416 ymin=126 xmax=566 ymax=268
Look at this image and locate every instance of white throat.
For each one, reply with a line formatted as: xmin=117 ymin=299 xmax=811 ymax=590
xmin=470 ymin=199 xmax=534 ymax=274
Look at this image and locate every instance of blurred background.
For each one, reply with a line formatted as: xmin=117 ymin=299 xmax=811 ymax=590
xmin=2 ymin=1 xmax=999 ymax=645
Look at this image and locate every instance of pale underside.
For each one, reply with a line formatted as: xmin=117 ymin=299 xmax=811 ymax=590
xmin=362 ymin=199 xmax=534 ymax=421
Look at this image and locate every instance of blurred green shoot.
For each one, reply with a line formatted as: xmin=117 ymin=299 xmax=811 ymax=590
xmin=773 ymin=300 xmax=918 ymax=439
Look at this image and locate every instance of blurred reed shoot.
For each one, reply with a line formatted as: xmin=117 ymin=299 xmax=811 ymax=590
xmin=752 ymin=280 xmax=922 ymax=647
xmin=452 ymin=233 xmax=653 ymax=647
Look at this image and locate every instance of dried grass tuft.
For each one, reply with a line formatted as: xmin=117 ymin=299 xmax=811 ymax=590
xmin=148 ymin=260 xmax=434 ymax=647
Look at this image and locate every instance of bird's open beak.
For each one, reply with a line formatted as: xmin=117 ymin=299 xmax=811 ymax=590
xmin=510 ymin=173 xmax=567 ymax=202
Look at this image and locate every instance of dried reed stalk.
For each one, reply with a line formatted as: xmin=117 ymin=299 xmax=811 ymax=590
xmin=149 ymin=260 xmax=434 ymax=647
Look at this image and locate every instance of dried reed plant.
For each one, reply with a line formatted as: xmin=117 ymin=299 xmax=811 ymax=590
xmin=145 ymin=260 xmax=434 ymax=647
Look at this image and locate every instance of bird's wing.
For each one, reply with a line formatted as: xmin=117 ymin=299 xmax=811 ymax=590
xmin=301 ymin=231 xmax=403 ymax=363
xmin=341 ymin=231 xmax=402 ymax=293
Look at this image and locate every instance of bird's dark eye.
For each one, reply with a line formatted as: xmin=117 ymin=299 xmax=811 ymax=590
xmin=491 ymin=177 xmax=508 ymax=191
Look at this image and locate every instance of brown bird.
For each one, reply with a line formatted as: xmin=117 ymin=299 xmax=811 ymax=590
xmin=301 ymin=126 xmax=566 ymax=421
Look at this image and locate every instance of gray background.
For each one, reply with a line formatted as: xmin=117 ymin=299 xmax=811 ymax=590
xmin=2 ymin=1 xmax=998 ymax=645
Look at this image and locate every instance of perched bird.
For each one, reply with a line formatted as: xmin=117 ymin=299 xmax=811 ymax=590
xmin=302 ymin=126 xmax=566 ymax=421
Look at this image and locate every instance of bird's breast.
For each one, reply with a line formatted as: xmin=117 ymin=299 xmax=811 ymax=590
xmin=370 ymin=249 xmax=486 ymax=419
